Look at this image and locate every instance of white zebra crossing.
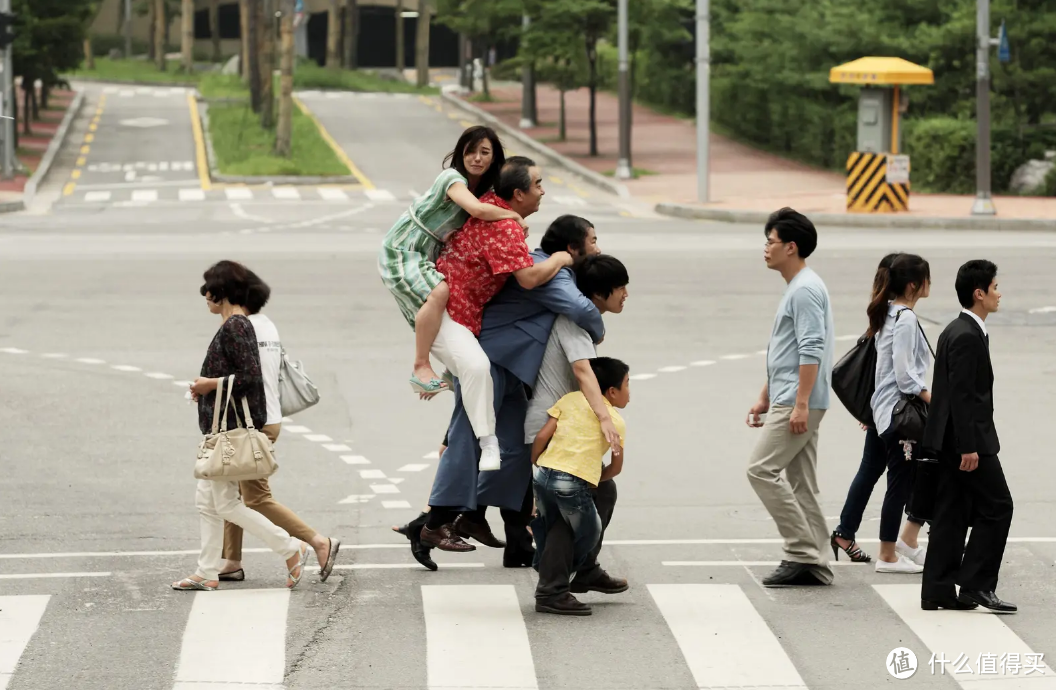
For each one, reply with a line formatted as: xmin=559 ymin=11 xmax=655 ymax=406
xmin=0 ymin=595 xmax=50 ymax=690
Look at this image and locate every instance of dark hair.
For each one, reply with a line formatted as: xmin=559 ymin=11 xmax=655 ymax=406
xmin=444 ymin=126 xmax=505 ymax=198
xmin=200 ymin=260 xmax=255 ymax=307
xmin=590 ymin=356 xmax=630 ymax=393
xmin=540 ymin=215 xmax=593 ymax=255
xmin=495 ymin=155 xmax=536 ymax=201
xmin=871 ymin=253 xmax=902 ymax=300
xmin=575 ymin=254 xmax=628 ymax=299
xmin=764 ymin=207 xmax=818 ymax=258
xmin=955 ymin=260 xmax=998 ymax=309
xmin=866 ymin=253 xmax=931 ymax=336
xmin=244 ymin=268 xmax=271 ymax=315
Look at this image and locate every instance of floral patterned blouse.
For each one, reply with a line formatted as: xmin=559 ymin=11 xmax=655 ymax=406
xmin=197 ymin=315 xmax=267 ymax=435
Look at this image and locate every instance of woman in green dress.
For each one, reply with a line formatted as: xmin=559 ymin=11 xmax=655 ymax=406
xmin=378 ymin=125 xmax=526 ymax=393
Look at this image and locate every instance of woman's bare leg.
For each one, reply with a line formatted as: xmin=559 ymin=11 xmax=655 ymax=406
xmin=413 ymin=282 xmax=450 ymax=386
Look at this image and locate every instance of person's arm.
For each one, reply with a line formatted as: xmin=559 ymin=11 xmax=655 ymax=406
xmin=513 ymin=251 xmax=574 ymax=289
xmin=446 ymin=183 xmax=524 ymax=225
xmin=948 ymin=333 xmax=984 ymax=458
xmin=789 ymin=286 xmax=826 ymax=434
xmin=520 ymin=265 xmax=604 ymax=343
xmin=572 ymin=360 xmax=620 ymax=450
xmin=892 ymin=312 xmax=930 ymax=402
xmin=600 ymin=444 xmax=624 ymax=482
xmin=531 ymin=416 xmax=558 ymax=465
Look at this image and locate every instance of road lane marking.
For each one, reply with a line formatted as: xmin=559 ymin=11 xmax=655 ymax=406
xmin=650 ymin=584 xmax=808 ymax=689
xmin=131 ymin=189 xmax=158 ymax=202
xmin=399 ymin=464 xmax=430 ymax=472
xmin=111 ymin=365 xmax=141 ymax=372
xmin=340 ymin=455 xmax=370 ymax=465
xmin=422 ymin=585 xmax=538 ymax=690
xmin=358 ymin=469 xmax=387 ymax=479
xmin=370 ymin=484 xmax=399 ymax=494
xmin=225 ymin=188 xmax=253 ymax=201
xmin=187 ymin=93 xmax=212 ymax=191
xmin=0 ymin=594 xmax=50 ymax=690
xmin=382 ymin=500 xmax=412 ymax=509
xmin=317 ymin=187 xmax=348 ymax=201
xmin=292 ymin=95 xmax=375 ymax=190
xmin=658 ymin=365 xmax=686 ymax=373
xmin=629 ymin=373 xmax=656 ymax=380
xmin=322 ymin=443 xmax=352 ymax=452
xmin=84 ymin=191 xmax=112 ymax=202
xmin=178 ymin=188 xmax=205 ymax=202
xmin=303 ymin=434 xmax=333 ymax=442
xmin=63 ymin=182 xmax=77 ymax=196
xmin=690 ymin=360 xmax=715 ymax=367
xmin=663 ymin=561 xmax=856 ymax=567
xmin=272 ymin=186 xmax=300 ymax=200
xmin=311 ymin=563 xmax=484 ymax=571
xmin=365 ymin=189 xmax=396 ymax=202
xmin=173 ymin=590 xmax=288 ymax=690
xmin=0 ymin=572 xmax=112 ymax=580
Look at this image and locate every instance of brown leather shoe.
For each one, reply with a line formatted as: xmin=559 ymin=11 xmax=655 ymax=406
xmin=453 ymin=514 xmax=506 ymax=549
xmin=420 ymin=524 xmax=476 ymax=552
xmin=535 ymin=592 xmax=591 ymax=616
xmin=570 ymin=570 xmax=629 ymax=594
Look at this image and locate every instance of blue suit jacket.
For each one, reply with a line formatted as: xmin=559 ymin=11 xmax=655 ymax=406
xmin=478 ymin=249 xmax=605 ymax=388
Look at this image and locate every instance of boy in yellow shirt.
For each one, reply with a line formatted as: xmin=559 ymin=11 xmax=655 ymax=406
xmin=530 ymin=357 xmax=630 ymax=615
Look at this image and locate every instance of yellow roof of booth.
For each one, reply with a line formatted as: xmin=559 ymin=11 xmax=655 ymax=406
xmin=829 ymin=57 xmax=934 ymax=85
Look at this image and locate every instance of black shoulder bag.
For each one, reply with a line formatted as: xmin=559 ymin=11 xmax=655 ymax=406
xmin=831 ymin=331 xmax=879 ymax=428
xmin=888 ymin=310 xmax=936 ymax=443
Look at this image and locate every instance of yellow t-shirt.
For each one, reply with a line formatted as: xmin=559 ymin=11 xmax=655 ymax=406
xmin=536 ymin=391 xmax=626 ymax=486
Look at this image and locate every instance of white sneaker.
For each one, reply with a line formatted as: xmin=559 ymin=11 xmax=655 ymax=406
xmin=896 ymin=539 xmax=927 ymax=566
xmin=478 ymin=436 xmax=501 ymax=471
xmin=875 ymin=554 xmax=924 ymax=574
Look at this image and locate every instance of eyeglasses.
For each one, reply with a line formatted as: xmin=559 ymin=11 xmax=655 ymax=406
xmin=764 ymin=239 xmax=786 ymax=248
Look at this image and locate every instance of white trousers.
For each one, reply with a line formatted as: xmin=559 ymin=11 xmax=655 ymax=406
xmin=430 ymin=311 xmax=495 ymax=438
xmin=194 ymin=478 xmax=301 ymax=581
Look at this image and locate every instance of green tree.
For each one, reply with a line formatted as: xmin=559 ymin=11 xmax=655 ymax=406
xmin=435 ymin=0 xmax=523 ymax=98
xmin=518 ymin=17 xmax=588 ymax=141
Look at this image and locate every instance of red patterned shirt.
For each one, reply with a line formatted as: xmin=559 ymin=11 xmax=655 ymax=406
xmin=437 ymin=192 xmax=534 ymax=336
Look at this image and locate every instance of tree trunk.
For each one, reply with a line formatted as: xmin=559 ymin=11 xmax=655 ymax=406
xmin=240 ymin=0 xmax=251 ymax=82
xmin=559 ymin=88 xmax=566 ymax=141
xmin=30 ymin=85 xmax=39 ymax=121
xmin=260 ymin=0 xmax=275 ymax=128
xmin=210 ymin=0 xmax=222 ymax=61
xmin=395 ymin=0 xmax=404 ymax=72
xmin=275 ymin=0 xmax=294 ymax=157
xmin=326 ymin=0 xmax=340 ymax=68
xmin=587 ymin=40 xmax=597 ymax=156
xmin=181 ymin=0 xmax=195 ymax=72
xmin=22 ymin=86 xmax=31 ymax=136
xmin=346 ymin=0 xmax=359 ymax=69
xmin=83 ymin=38 xmax=96 ymax=70
xmin=155 ymin=0 xmax=167 ymax=71
xmin=248 ymin=0 xmax=262 ymax=113
xmin=41 ymin=83 xmax=50 ymax=110
xmin=482 ymin=45 xmax=490 ymax=98
xmin=415 ymin=0 xmax=430 ymax=88
xmin=148 ymin=1 xmax=156 ymax=61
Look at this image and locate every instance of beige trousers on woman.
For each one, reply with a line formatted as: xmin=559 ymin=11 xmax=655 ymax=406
xmin=222 ymin=423 xmax=319 ymax=561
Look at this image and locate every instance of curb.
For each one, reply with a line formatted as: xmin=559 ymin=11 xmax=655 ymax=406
xmin=0 ymin=200 xmax=24 ymax=213
xmin=23 ymin=90 xmax=86 ymax=206
xmin=65 ymin=76 xmax=198 ymax=88
xmin=654 ymin=203 xmax=1056 ymax=232
xmin=439 ymin=90 xmax=630 ymax=199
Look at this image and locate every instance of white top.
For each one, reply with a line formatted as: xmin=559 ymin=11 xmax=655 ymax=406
xmin=961 ymin=308 xmax=987 ymax=336
xmin=871 ymin=304 xmax=931 ymax=436
xmin=523 ymin=316 xmax=597 ymax=443
xmin=248 ymin=313 xmax=283 ymax=426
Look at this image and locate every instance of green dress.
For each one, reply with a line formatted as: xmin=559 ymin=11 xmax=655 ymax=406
xmin=377 ymin=168 xmax=471 ymax=329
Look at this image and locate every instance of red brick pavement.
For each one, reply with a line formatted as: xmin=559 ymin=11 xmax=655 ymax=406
xmin=470 ymin=83 xmax=1056 ymax=221
xmin=0 ymin=87 xmax=76 ymax=195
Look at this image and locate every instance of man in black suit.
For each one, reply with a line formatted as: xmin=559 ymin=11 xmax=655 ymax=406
xmin=920 ymin=260 xmax=1015 ymax=613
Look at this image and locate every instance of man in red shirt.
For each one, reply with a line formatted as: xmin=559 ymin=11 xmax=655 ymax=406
xmin=422 ymin=157 xmax=573 ymax=545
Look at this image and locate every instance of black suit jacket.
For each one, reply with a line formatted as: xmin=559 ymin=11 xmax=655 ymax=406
xmin=922 ymin=312 xmax=999 ymax=458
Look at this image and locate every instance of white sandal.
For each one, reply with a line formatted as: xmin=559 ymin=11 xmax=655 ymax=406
xmin=172 ymin=576 xmax=218 ymax=591
xmin=286 ymin=543 xmax=310 ymax=589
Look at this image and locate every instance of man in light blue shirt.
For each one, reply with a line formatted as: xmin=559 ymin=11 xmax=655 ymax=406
xmin=745 ymin=208 xmax=836 ymax=587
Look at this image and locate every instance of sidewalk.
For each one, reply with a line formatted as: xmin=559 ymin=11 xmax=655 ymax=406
xmin=463 ymin=83 xmax=1056 ymax=226
xmin=0 ymin=85 xmax=78 ymax=211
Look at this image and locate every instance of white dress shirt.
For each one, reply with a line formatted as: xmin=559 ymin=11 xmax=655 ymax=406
xmin=961 ymin=308 xmax=988 ymax=337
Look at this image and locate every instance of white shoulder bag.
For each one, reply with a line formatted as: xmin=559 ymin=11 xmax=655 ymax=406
xmin=278 ymin=347 xmax=320 ymax=417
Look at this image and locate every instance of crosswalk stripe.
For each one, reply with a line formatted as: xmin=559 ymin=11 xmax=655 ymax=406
xmin=317 ymin=188 xmax=348 ymax=201
xmin=131 ymin=189 xmax=157 ymax=202
xmin=0 ymin=595 xmax=50 ymax=690
xmin=173 ymin=589 xmax=289 ymax=689
xmin=225 ymin=188 xmax=253 ymax=200
xmin=649 ymin=584 xmax=807 ymax=689
xmin=179 ymin=189 xmax=206 ymax=202
xmin=272 ymin=187 xmax=301 ymax=200
xmin=365 ymin=189 xmax=396 ymax=202
xmin=874 ymin=584 xmax=1056 ymax=685
xmin=84 ymin=191 xmax=111 ymax=202
xmin=422 ymin=585 xmax=538 ymax=690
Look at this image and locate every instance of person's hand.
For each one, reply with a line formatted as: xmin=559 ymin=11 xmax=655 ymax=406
xmin=960 ymin=452 xmax=979 ymax=472
xmin=553 ymin=250 xmax=574 ymax=267
xmin=746 ymin=398 xmax=769 ymax=427
xmin=600 ymin=418 xmax=620 ymax=452
xmin=190 ymin=377 xmax=216 ymax=397
xmin=860 ymin=422 xmax=869 ymax=431
xmin=790 ymin=403 xmax=809 ymax=435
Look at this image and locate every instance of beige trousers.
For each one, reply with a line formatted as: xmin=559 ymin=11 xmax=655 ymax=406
xmin=222 ymin=424 xmax=319 ymax=561
xmin=430 ymin=311 xmax=495 ymax=439
xmin=746 ymin=405 xmax=833 ymax=583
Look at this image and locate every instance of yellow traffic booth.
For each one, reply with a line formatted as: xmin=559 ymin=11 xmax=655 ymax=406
xmin=829 ymin=57 xmax=934 ymax=213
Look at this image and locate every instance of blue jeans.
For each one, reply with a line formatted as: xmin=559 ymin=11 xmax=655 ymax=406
xmin=531 ymin=467 xmax=602 ymax=575
xmin=835 ymin=427 xmax=925 ymax=543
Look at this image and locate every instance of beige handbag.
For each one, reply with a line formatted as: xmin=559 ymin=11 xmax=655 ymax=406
xmin=194 ymin=375 xmax=278 ymax=481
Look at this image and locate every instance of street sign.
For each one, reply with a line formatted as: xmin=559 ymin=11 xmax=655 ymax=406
xmin=886 ymin=154 xmax=910 ymax=184
xmin=998 ymin=20 xmax=1010 ymax=63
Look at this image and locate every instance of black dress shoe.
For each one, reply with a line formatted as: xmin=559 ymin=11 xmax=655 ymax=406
xmin=921 ymin=596 xmax=977 ymax=611
xmin=761 ymin=561 xmax=816 ymax=587
xmin=958 ymin=589 xmax=1017 ymax=613
xmin=571 ymin=570 xmax=628 ymax=594
xmin=535 ymin=592 xmax=591 ymax=616
xmin=454 ymin=514 xmax=506 ymax=548
xmin=503 ymin=547 xmax=535 ymax=568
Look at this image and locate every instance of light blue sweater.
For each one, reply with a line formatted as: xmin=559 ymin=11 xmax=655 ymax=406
xmin=765 ymin=267 xmax=835 ymax=410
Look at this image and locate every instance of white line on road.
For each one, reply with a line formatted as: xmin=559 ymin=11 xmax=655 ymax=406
xmin=40 ymin=353 xmax=67 ymax=359
xmin=629 ymin=373 xmax=657 ymax=380
xmin=283 ymin=425 xmax=311 ymax=433
xmin=340 ymin=455 xmax=370 ymax=465
xmin=423 ymin=451 xmax=440 ymax=460
xmin=720 ymin=354 xmax=749 ymax=360
xmin=303 ymin=434 xmax=333 ymax=442
xmin=322 ymin=443 xmax=352 ymax=452
xmin=110 ymin=365 xmax=141 ymax=372
xmin=308 ymin=562 xmax=485 ymax=571
xmin=173 ymin=590 xmax=288 ymax=690
xmin=658 ymin=365 xmax=687 ymax=373
xmin=358 ymin=469 xmax=387 ymax=479
xmin=690 ymin=360 xmax=715 ymax=367
xmin=370 ymin=484 xmax=400 ymax=494
xmin=130 ymin=189 xmax=158 ymax=202
xmin=0 ymin=572 xmax=112 ymax=579
xmin=74 ymin=358 xmax=105 ymax=364
xmin=0 ymin=348 xmax=27 ymax=354
xmin=144 ymin=372 xmax=173 ymax=380
xmin=178 ymin=188 xmax=205 ymax=202
xmin=84 ymin=191 xmax=112 ymax=202
xmin=649 ymin=584 xmax=808 ymax=689
xmin=398 ymin=464 xmax=430 ymax=472
xmin=365 ymin=189 xmax=396 ymax=202
xmin=382 ymin=500 xmax=413 ymax=509
xmin=338 ymin=495 xmax=374 ymax=504
xmin=663 ymin=561 xmax=856 ymax=567
xmin=0 ymin=595 xmax=50 ymax=690
xmin=225 ymin=188 xmax=254 ymax=200
xmin=317 ymin=188 xmax=349 ymax=201
xmin=422 ymin=585 xmax=538 ymax=690
xmin=271 ymin=187 xmax=301 ymax=200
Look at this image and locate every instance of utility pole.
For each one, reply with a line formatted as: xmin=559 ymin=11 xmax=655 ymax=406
xmin=0 ymin=0 xmax=13 ymax=179
xmin=395 ymin=0 xmax=404 ymax=72
xmin=695 ymin=0 xmax=709 ymax=202
xmin=615 ymin=0 xmax=631 ymax=179
xmin=124 ymin=0 xmax=133 ymax=58
xmin=972 ymin=0 xmax=996 ymax=215
xmin=519 ymin=14 xmax=536 ymax=129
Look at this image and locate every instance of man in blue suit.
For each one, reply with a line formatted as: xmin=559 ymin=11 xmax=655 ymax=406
xmin=394 ymin=215 xmax=606 ymax=568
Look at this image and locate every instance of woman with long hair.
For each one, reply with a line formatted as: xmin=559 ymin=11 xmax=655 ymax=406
xmin=831 ymin=253 xmax=932 ymax=573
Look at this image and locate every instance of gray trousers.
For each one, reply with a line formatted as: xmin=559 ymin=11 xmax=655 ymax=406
xmin=746 ymin=405 xmax=833 ymax=583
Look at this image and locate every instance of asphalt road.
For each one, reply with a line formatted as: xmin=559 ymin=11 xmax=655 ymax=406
xmin=1 ymin=83 xmax=1055 ymax=690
